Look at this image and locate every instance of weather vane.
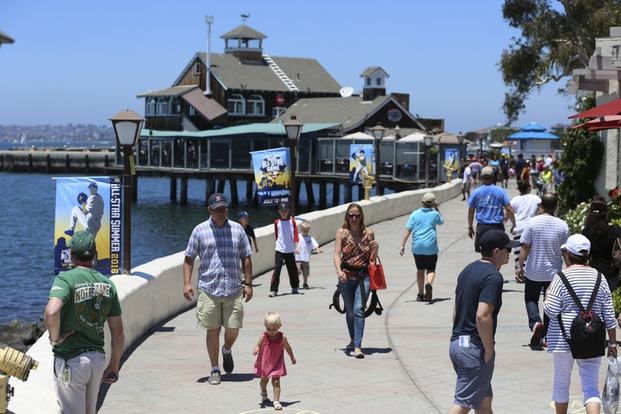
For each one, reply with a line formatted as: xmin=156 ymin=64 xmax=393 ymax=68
xmin=241 ymin=13 xmax=250 ymax=23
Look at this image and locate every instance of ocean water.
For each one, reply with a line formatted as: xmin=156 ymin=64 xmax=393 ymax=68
xmin=0 ymin=172 xmax=332 ymax=324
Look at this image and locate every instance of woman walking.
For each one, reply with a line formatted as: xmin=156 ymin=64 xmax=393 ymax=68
xmin=582 ymin=197 xmax=621 ymax=291
xmin=333 ymin=203 xmax=379 ymax=358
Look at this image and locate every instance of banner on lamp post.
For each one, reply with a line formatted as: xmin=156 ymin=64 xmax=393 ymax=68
xmin=349 ymin=143 xmax=374 ymax=184
xmin=250 ymin=147 xmax=291 ymax=207
xmin=53 ymin=176 xmax=123 ymax=275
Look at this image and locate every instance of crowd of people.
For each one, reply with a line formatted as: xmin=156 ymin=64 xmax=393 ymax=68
xmin=43 ymin=156 xmax=619 ymax=413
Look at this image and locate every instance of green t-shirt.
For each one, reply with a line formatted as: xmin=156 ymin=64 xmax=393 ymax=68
xmin=49 ymin=266 xmax=122 ymax=360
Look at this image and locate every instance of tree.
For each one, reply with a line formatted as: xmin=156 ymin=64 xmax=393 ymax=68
xmin=500 ymin=0 xmax=621 ymax=124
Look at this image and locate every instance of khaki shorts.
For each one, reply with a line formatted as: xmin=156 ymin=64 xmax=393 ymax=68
xmin=196 ymin=290 xmax=244 ymax=330
xmin=297 ymin=261 xmax=310 ymax=277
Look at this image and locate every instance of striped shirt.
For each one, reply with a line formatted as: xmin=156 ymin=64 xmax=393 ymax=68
xmin=520 ymin=214 xmax=569 ymax=281
xmin=544 ymin=267 xmax=616 ymax=353
xmin=184 ymin=218 xmax=252 ymax=297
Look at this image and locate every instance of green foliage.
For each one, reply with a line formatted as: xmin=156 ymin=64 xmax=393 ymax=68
xmin=612 ymin=288 xmax=621 ymax=315
xmin=500 ymin=0 xmax=621 ymax=124
xmin=563 ymin=201 xmax=589 ymax=234
xmin=556 ymin=96 xmax=604 ymax=213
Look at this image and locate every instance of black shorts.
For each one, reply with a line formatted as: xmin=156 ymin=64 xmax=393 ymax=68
xmin=474 ymin=223 xmax=505 ymax=253
xmin=414 ymin=254 xmax=438 ymax=271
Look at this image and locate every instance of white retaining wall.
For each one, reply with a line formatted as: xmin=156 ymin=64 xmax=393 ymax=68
xmin=8 ymin=181 xmax=460 ymax=413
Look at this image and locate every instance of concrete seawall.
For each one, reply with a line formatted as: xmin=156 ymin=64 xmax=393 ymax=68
xmin=8 ymin=181 xmax=460 ymax=413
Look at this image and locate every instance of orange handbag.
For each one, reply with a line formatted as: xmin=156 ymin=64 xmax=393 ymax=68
xmin=368 ymin=257 xmax=386 ymax=291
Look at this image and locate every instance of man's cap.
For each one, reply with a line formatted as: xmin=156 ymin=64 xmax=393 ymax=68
xmin=422 ymin=192 xmax=436 ymax=206
xmin=480 ymin=166 xmax=494 ymax=177
xmin=88 ymin=182 xmax=98 ymax=189
xmin=561 ymin=234 xmax=591 ymax=257
xmin=70 ymin=231 xmax=96 ymax=259
xmin=278 ymin=202 xmax=290 ymax=211
xmin=207 ymin=193 xmax=228 ymax=208
xmin=479 ymin=229 xmax=520 ymax=251
xmin=237 ymin=211 xmax=249 ymax=219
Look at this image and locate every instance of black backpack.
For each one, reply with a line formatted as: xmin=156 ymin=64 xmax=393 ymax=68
xmin=557 ymin=271 xmax=606 ymax=359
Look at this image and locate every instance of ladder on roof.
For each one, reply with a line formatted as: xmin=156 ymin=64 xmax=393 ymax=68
xmin=262 ymin=54 xmax=299 ymax=92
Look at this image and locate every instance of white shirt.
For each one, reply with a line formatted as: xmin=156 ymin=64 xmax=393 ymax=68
xmin=510 ymin=194 xmax=541 ymax=231
xmin=520 ymin=214 xmax=569 ymax=281
xmin=462 ymin=166 xmax=472 ymax=184
xmin=295 ymin=234 xmax=319 ymax=262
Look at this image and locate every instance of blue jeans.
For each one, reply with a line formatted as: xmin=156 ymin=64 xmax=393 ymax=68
xmin=338 ymin=276 xmax=370 ymax=348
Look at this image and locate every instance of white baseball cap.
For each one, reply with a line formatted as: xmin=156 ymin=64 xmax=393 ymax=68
xmin=561 ymin=234 xmax=591 ymax=257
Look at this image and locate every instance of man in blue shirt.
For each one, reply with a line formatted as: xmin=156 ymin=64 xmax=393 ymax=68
xmin=468 ymin=166 xmax=516 ymax=253
xmin=183 ymin=193 xmax=253 ymax=385
xmin=400 ymin=192 xmax=444 ymax=301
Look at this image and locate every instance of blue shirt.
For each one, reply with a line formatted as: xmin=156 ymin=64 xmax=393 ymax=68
xmin=468 ymin=185 xmax=510 ymax=224
xmin=184 ymin=218 xmax=252 ymax=297
xmin=405 ymin=208 xmax=444 ymax=255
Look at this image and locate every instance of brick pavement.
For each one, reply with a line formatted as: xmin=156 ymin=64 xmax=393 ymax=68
xmin=98 ymin=188 xmax=614 ymax=414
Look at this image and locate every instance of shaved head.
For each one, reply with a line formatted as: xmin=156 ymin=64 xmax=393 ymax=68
xmin=541 ymin=193 xmax=557 ymax=211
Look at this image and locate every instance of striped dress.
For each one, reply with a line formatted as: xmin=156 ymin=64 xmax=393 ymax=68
xmin=544 ymin=266 xmax=616 ymax=353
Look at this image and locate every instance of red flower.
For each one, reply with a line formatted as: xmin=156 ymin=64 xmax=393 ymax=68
xmin=610 ymin=186 xmax=620 ymax=199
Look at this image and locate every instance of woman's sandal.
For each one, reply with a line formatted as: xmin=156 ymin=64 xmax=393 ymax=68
xmin=416 ymin=293 xmax=425 ymax=301
xmin=273 ymin=401 xmax=283 ymax=410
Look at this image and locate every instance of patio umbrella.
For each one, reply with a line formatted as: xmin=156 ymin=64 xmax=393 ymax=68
xmin=569 ymin=98 xmax=621 ymax=119
xmin=572 ymin=115 xmax=621 ymax=131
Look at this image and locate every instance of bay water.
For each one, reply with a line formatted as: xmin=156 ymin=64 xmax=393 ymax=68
xmin=0 ymin=171 xmax=333 ymax=324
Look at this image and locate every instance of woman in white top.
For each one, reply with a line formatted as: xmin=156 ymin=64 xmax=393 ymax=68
xmin=544 ymin=234 xmax=617 ymax=414
xmin=509 ymin=180 xmax=541 ymax=281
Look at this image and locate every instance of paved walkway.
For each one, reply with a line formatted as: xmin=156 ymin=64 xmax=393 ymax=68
xmin=99 ymin=188 xmax=613 ymax=414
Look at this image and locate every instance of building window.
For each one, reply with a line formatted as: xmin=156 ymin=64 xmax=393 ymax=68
xmin=247 ymin=94 xmax=265 ymax=116
xmin=227 ymin=94 xmax=245 ymax=116
xmin=157 ymin=98 xmax=169 ymax=115
xmin=189 ymin=106 xmax=196 ymax=116
xmin=146 ymin=98 xmax=156 ymax=115
xmin=194 ymin=62 xmax=201 ymax=75
xmin=366 ymin=78 xmax=371 ymax=86
xmin=272 ymin=107 xmax=286 ymax=117
xmin=376 ymin=77 xmax=381 ymax=86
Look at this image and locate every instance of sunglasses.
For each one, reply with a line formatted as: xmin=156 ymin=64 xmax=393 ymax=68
xmin=347 ymin=213 xmax=361 ymax=218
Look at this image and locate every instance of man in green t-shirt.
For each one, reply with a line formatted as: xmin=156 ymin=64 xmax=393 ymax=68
xmin=45 ymin=231 xmax=124 ymax=414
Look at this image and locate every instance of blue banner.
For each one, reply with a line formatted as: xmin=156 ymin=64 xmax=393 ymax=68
xmin=349 ymin=144 xmax=374 ymax=184
xmin=250 ymin=147 xmax=291 ymax=207
xmin=54 ymin=176 xmax=122 ymax=275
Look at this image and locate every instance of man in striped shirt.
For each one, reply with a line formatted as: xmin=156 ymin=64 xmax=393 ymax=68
xmin=517 ymin=193 xmax=569 ymax=348
xmin=183 ymin=193 xmax=253 ymax=385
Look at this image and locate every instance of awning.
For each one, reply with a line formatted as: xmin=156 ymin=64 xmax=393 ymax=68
xmin=508 ymin=122 xmax=559 ymax=140
xmin=572 ymin=115 xmax=621 ymax=131
xmin=569 ymin=98 xmax=621 ymax=119
xmin=341 ymin=131 xmax=374 ymax=139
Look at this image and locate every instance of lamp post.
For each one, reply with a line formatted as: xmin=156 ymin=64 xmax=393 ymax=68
xmin=284 ymin=115 xmax=303 ymax=215
xmin=424 ymin=134 xmax=433 ymax=188
xmin=478 ymin=133 xmax=484 ymax=158
xmin=371 ymin=123 xmax=386 ymax=196
xmin=109 ymin=110 xmax=144 ymax=275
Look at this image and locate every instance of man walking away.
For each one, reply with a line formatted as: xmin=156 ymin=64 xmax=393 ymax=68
xmin=467 ymin=166 xmax=516 ymax=253
xmin=45 ymin=231 xmax=124 ymax=414
xmin=509 ymin=181 xmax=541 ymax=282
xmin=183 ymin=193 xmax=253 ymax=385
xmin=517 ymin=193 xmax=569 ymax=348
xmin=448 ymin=230 xmax=518 ymax=414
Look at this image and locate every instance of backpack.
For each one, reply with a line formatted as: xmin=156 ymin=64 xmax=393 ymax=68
xmin=557 ymin=271 xmax=606 ymax=359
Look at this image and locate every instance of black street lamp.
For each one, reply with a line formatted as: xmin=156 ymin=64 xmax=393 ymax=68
xmin=284 ymin=115 xmax=303 ymax=215
xmin=424 ymin=134 xmax=433 ymax=188
xmin=109 ymin=110 xmax=144 ymax=274
xmin=457 ymin=131 xmax=465 ymax=164
xmin=371 ymin=123 xmax=386 ymax=196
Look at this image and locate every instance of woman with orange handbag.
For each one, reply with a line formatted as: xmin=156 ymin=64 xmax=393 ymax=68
xmin=399 ymin=192 xmax=444 ymax=302
xmin=333 ymin=203 xmax=379 ymax=359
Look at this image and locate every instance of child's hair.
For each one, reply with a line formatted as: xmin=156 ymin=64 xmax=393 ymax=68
xmin=264 ymin=311 xmax=282 ymax=327
xmin=300 ymin=221 xmax=311 ymax=232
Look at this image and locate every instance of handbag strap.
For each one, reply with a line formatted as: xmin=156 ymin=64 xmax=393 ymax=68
xmin=611 ymin=237 xmax=621 ymax=261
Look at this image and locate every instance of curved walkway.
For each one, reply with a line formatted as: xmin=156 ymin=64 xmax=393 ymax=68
xmin=99 ymin=189 xmax=608 ymax=414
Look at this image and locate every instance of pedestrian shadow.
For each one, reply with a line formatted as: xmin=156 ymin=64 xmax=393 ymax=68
xmin=404 ymin=297 xmax=451 ymax=304
xmin=362 ymin=347 xmax=393 ymax=355
xmin=272 ymin=292 xmax=305 ymax=297
xmin=502 ymin=288 xmax=522 ymax=293
xmin=260 ymin=400 xmax=301 ymax=409
xmin=197 ymin=373 xmax=255 ymax=383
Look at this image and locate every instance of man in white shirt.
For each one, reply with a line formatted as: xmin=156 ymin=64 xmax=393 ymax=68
xmin=509 ymin=181 xmax=541 ymax=281
xmin=517 ymin=193 xmax=569 ymax=348
xmin=461 ymin=161 xmax=472 ymax=201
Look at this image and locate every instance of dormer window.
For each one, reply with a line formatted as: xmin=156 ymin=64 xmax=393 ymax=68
xmin=376 ymin=77 xmax=381 ymax=86
xmin=247 ymin=94 xmax=265 ymax=116
xmin=146 ymin=98 xmax=156 ymax=116
xmin=366 ymin=78 xmax=371 ymax=86
xmin=194 ymin=62 xmax=201 ymax=75
xmin=227 ymin=94 xmax=246 ymax=115
xmin=157 ymin=98 xmax=169 ymax=115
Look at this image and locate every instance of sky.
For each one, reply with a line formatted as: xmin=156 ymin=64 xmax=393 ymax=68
xmin=0 ymin=0 xmax=575 ymax=133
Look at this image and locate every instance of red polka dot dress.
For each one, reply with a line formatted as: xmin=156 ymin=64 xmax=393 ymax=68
xmin=254 ymin=332 xmax=287 ymax=378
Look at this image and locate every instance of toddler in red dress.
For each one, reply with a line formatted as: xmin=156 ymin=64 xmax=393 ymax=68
xmin=253 ymin=311 xmax=296 ymax=410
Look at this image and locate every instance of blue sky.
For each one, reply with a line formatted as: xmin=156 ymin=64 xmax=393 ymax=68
xmin=0 ymin=0 xmax=574 ymax=132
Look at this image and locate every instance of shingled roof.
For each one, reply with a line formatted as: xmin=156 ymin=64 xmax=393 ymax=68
xmin=272 ymin=95 xmax=424 ymax=131
xmin=173 ymin=53 xmax=341 ymax=94
xmin=220 ymin=24 xmax=267 ymax=40
xmin=137 ymin=85 xmax=198 ymax=98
